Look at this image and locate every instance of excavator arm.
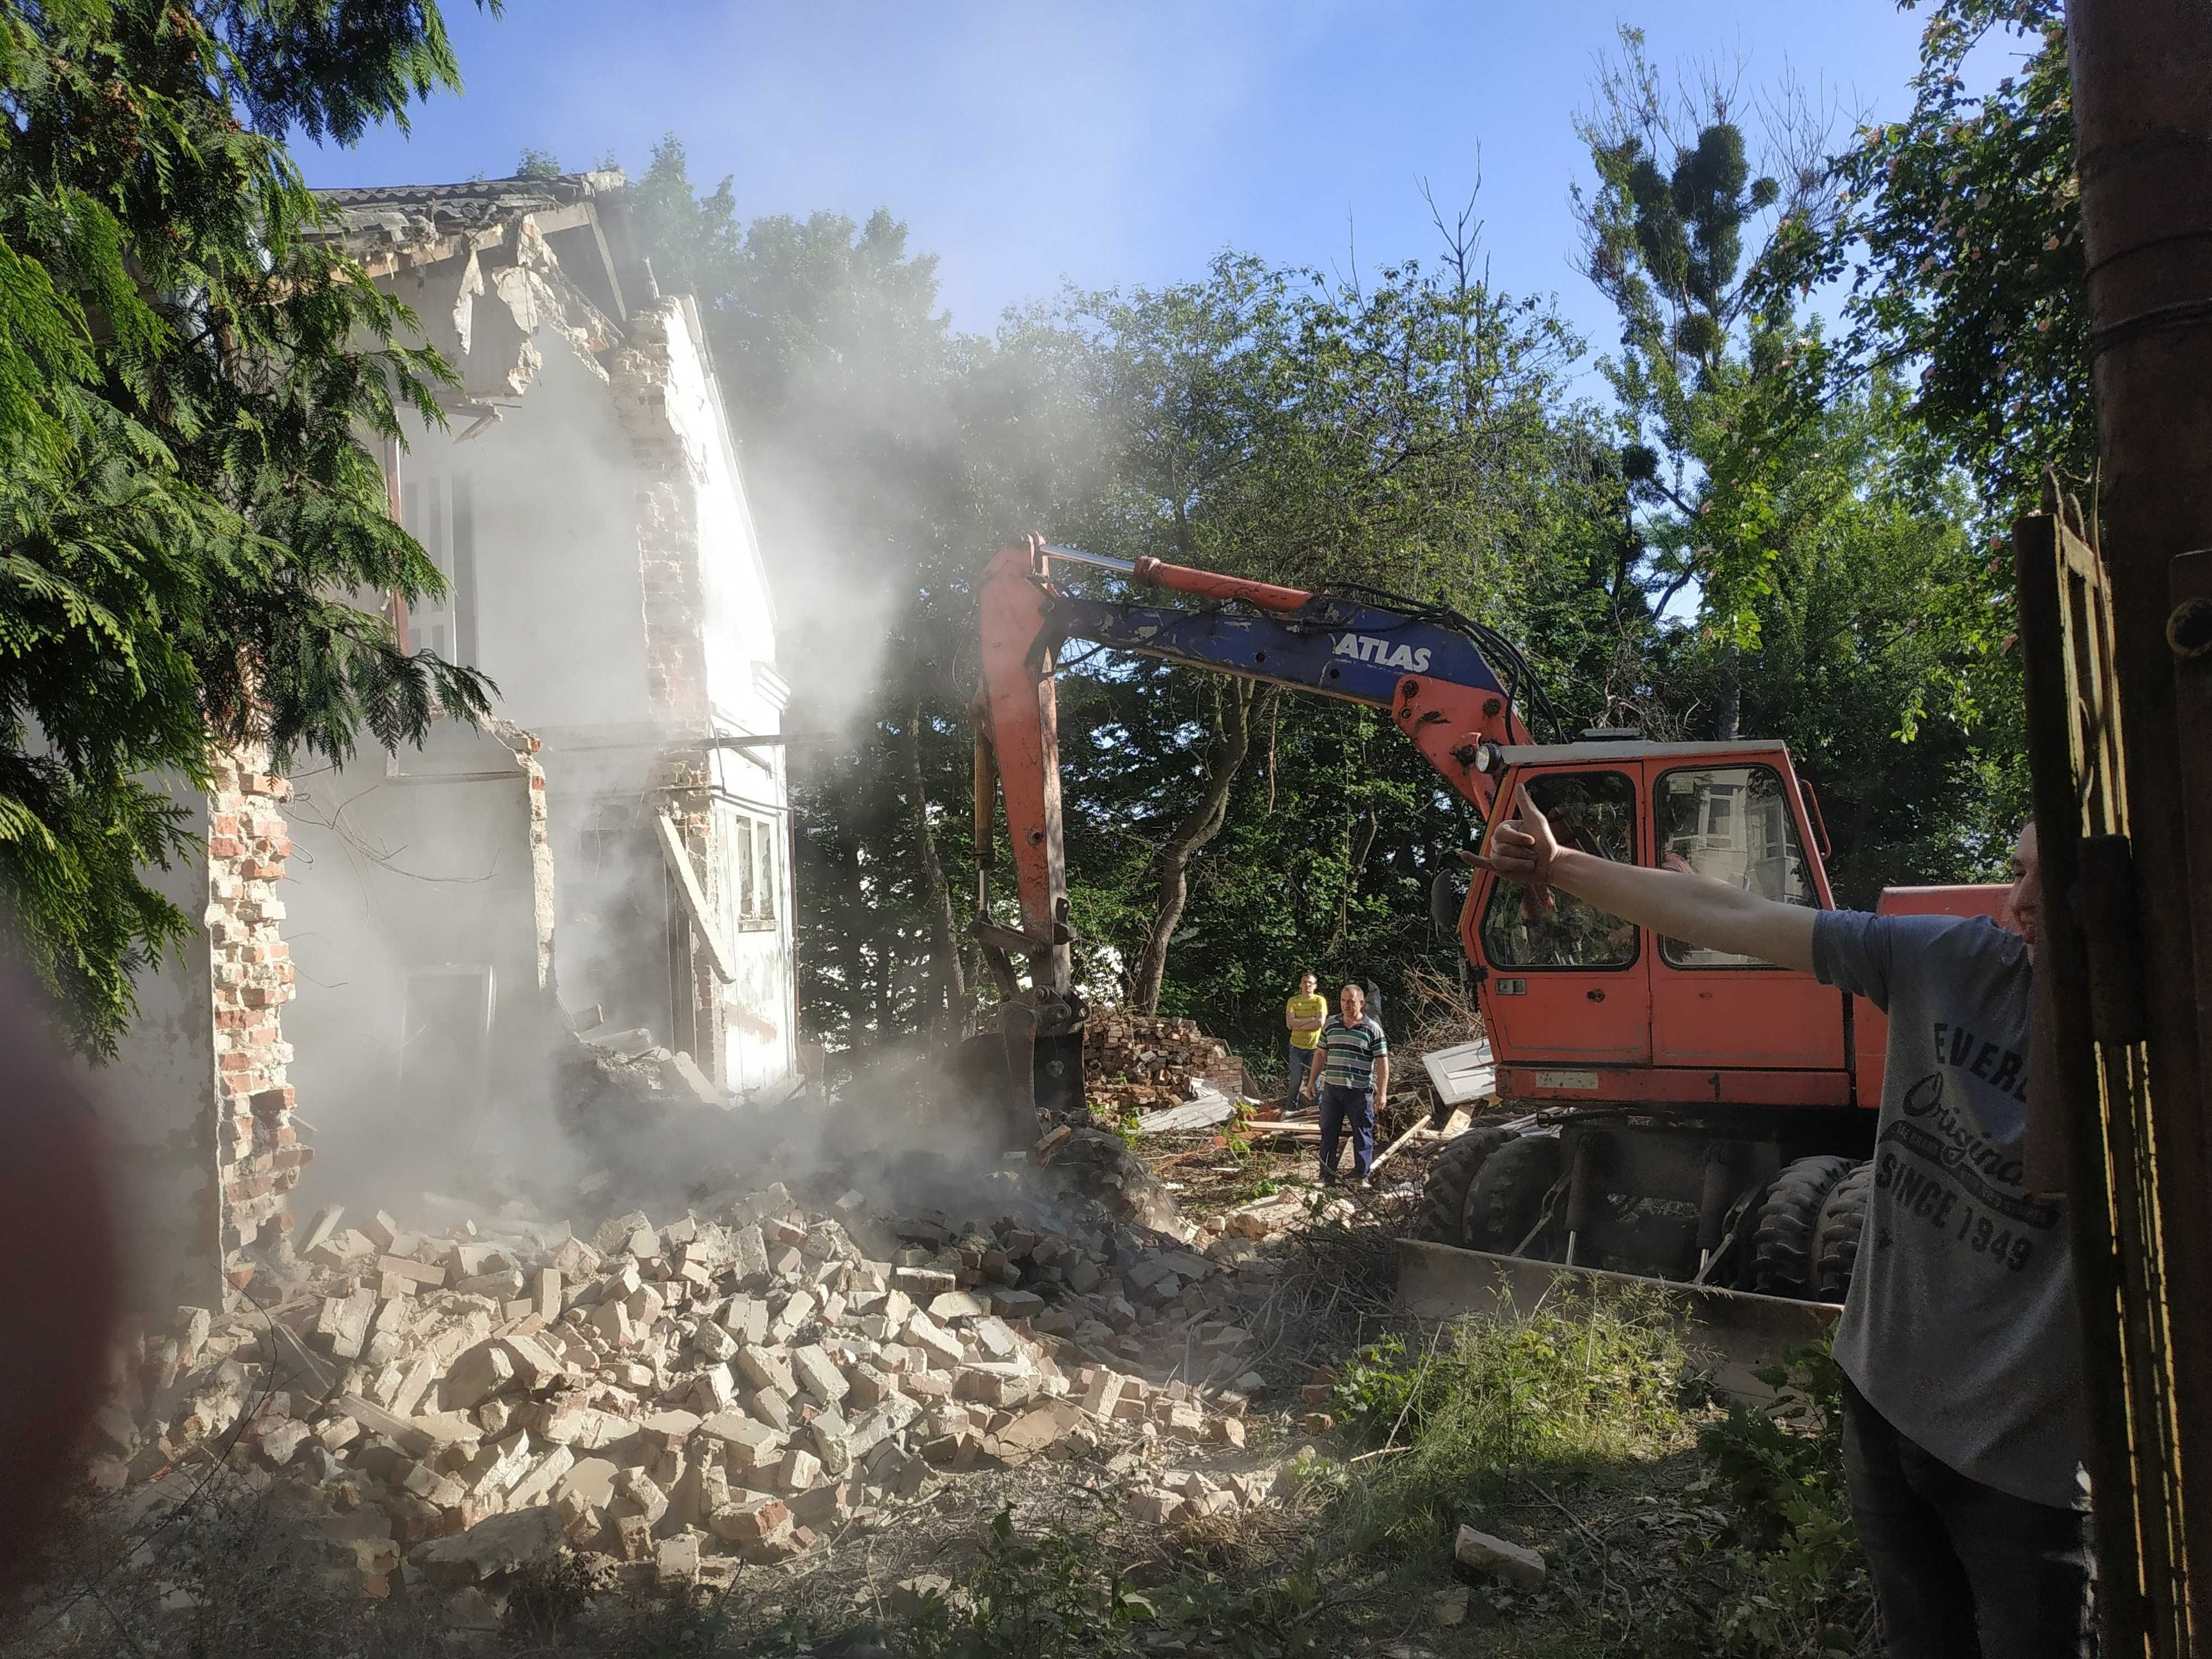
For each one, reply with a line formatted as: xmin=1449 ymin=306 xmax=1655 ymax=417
xmin=969 ymin=535 xmax=1543 ymax=1120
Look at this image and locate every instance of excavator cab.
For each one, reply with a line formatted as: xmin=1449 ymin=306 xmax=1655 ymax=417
xmin=1449 ymin=739 xmax=1860 ymax=1285
xmin=1464 ymin=742 xmax=1847 ymax=1094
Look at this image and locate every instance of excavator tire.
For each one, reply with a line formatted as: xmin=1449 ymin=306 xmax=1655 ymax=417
xmin=1812 ymin=1160 xmax=1875 ymax=1302
xmin=1417 ymin=1126 xmax=1516 ymax=1246
xmin=1752 ymin=1154 xmax=1856 ymax=1297
xmin=1467 ymin=1133 xmax=1566 ymax=1256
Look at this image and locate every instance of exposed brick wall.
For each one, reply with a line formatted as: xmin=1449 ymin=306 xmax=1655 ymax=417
xmin=205 ymin=747 xmax=305 ymax=1289
xmin=610 ymin=301 xmax=710 ymax=728
xmin=609 ymin=300 xmax=735 ymax=1087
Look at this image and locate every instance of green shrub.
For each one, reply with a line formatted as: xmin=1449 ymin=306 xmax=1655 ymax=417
xmin=1334 ymin=1287 xmax=1689 ymax=1555
xmin=1664 ymin=1346 xmax=1877 ymax=1657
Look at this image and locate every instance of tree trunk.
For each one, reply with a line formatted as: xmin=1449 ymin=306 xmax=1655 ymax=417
xmin=1324 ymin=810 xmax=1380 ymax=956
xmin=902 ymin=692 xmax=967 ymax=1041
xmin=1714 ymin=644 xmax=1741 ymax=740
xmin=1130 ymin=680 xmax=1253 ymax=1014
xmin=832 ymin=817 xmax=869 ymax=1054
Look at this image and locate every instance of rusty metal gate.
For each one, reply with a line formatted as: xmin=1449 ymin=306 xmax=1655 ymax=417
xmin=2016 ymin=479 xmax=2194 ymax=1655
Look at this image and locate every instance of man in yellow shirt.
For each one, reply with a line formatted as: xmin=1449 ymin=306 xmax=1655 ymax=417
xmin=1284 ymin=972 xmax=1327 ymax=1114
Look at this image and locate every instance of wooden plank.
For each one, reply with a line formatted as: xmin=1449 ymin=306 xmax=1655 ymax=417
xmin=655 ymin=813 xmax=735 ymax=984
xmin=1365 ymin=1118 xmax=1432 ymax=1179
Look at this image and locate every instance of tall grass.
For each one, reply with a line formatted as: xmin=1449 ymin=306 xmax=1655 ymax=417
xmin=1330 ymin=1286 xmax=1689 ymax=1557
xmin=1315 ymin=1282 xmax=1878 ymax=1658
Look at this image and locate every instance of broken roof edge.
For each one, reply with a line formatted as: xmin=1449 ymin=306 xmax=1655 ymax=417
xmin=311 ymin=169 xmax=627 ymax=241
xmin=310 ymin=169 xmax=640 ymax=327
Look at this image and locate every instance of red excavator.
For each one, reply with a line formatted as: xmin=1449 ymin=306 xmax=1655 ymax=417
xmin=971 ymin=535 xmax=2003 ymax=1301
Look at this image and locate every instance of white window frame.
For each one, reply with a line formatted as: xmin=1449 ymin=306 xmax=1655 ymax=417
xmin=718 ymin=804 xmax=781 ymax=935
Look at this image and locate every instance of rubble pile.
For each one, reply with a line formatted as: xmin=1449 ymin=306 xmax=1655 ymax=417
xmin=558 ymin=1028 xmax=722 ymax=1111
xmin=1085 ymin=1015 xmax=1250 ymax=1117
xmin=85 ymin=1174 xmax=1303 ymax=1598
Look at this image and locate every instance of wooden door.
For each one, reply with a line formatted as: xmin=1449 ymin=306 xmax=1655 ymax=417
xmin=1641 ymin=757 xmax=1846 ymax=1071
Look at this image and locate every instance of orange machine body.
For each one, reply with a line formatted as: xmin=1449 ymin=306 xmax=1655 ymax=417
xmin=1469 ymin=741 xmax=1859 ymax=1107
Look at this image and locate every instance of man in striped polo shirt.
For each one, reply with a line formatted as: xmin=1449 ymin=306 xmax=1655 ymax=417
xmin=1298 ymin=982 xmax=1390 ymax=1186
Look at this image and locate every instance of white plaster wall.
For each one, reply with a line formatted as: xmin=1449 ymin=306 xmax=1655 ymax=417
xmin=78 ymin=779 xmax=223 ymax=1313
xmin=410 ymin=338 xmax=656 ymax=729
xmin=661 ymin=302 xmax=780 ymax=736
xmin=712 ymin=764 xmax=796 ymax=1095
xmin=283 ymin=723 xmax=555 ymax=1213
xmin=662 ymin=301 xmax=797 ymax=1092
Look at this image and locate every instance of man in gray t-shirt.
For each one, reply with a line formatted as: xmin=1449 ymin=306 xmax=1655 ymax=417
xmin=1473 ymin=800 xmax=2089 ymax=1659
xmin=1812 ymin=902 xmax=2085 ymax=1506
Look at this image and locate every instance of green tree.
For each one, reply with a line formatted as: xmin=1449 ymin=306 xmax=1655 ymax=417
xmin=1836 ymin=0 xmax=2085 ymax=508
xmin=0 ymin=0 xmax=491 ymax=1053
xmin=1027 ymin=237 xmax=1615 ymax=1038
xmin=1574 ymin=28 xmax=1843 ymax=730
xmin=1576 ymin=32 xmax=2025 ymax=890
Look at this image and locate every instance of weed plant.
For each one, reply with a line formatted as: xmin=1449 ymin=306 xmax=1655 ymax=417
xmin=1318 ymin=1287 xmax=1879 ymax=1658
xmin=1330 ymin=1288 xmax=1688 ymax=1559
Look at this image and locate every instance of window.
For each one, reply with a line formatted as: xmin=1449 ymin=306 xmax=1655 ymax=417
xmin=1652 ymin=764 xmax=1815 ymax=967
xmin=398 ymin=470 xmax=477 ymax=665
xmin=1479 ymin=770 xmax=1639 ymax=969
xmin=718 ymin=805 xmax=780 ymax=935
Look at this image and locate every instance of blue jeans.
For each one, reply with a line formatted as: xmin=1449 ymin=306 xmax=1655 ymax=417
xmin=1317 ymin=1084 xmax=1375 ymax=1181
xmin=1286 ymin=1045 xmax=1315 ymax=1109
xmin=1840 ymin=1374 xmax=2090 ymax=1658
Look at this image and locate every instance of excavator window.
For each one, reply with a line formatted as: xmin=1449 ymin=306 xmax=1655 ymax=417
xmin=1652 ymin=764 xmax=1817 ymax=967
xmin=1479 ymin=770 xmax=1639 ymax=970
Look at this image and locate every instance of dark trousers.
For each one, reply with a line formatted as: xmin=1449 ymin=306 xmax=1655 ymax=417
xmin=1840 ymin=1374 xmax=2091 ymax=1658
xmin=1317 ymin=1084 xmax=1374 ymax=1181
xmin=1285 ymin=1045 xmax=1314 ymax=1110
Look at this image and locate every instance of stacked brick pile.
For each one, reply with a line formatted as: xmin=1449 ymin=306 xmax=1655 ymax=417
xmin=207 ymin=749 xmax=308 ymax=1283
xmin=1084 ymin=1015 xmax=1250 ymax=1117
xmin=85 ymin=1180 xmax=1290 ymax=1597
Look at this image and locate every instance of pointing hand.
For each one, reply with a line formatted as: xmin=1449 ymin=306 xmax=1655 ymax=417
xmin=1465 ymin=784 xmax=1560 ymax=912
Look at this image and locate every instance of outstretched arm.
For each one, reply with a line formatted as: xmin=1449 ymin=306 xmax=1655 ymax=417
xmin=1468 ymin=785 xmax=1818 ymax=975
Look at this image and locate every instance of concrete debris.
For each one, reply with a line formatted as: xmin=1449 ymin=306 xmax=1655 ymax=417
xmin=1123 ymin=1458 xmax=1293 ymax=1527
xmin=87 ymin=1166 xmax=1302 ymax=1597
xmin=413 ymin=1504 xmax=565 ymax=1587
xmin=1134 ymin=1083 xmax=1241 ymax=1135
xmin=1453 ymin=1524 xmax=1546 ymax=1589
xmin=1207 ymin=1194 xmax=1311 ymax=1241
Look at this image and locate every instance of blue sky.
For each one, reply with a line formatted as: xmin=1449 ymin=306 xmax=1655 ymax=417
xmin=300 ymin=2 xmax=1970 ymax=358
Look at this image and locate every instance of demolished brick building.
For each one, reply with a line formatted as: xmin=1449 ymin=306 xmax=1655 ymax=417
xmin=87 ymin=172 xmax=799 ymax=1313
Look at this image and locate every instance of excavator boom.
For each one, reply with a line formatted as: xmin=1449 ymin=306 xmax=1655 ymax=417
xmin=969 ymin=534 xmax=1541 ymax=1123
xmin=974 ymin=538 xmax=1540 ymax=971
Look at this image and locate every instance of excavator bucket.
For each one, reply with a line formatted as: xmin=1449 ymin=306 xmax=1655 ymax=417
xmin=945 ymin=1007 xmax=1085 ymax=1146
